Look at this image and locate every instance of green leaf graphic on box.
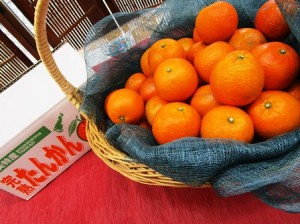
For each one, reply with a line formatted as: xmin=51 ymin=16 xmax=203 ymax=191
xmin=53 ymin=113 xmax=64 ymax=133
xmin=68 ymin=116 xmax=78 ymax=137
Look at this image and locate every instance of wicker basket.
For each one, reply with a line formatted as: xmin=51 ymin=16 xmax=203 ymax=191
xmin=34 ymin=0 xmax=209 ymax=188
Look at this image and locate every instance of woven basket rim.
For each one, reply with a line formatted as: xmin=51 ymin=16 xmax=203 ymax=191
xmin=33 ymin=0 xmax=212 ymax=188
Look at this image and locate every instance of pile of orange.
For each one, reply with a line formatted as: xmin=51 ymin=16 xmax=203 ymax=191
xmin=104 ymin=0 xmax=300 ymax=145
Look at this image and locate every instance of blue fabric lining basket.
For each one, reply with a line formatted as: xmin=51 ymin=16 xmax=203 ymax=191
xmin=81 ymin=0 xmax=300 ymax=213
xmin=35 ymin=0 xmax=300 ymax=213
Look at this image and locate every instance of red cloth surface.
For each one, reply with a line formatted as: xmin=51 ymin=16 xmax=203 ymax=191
xmin=1 ymin=151 xmax=300 ymax=224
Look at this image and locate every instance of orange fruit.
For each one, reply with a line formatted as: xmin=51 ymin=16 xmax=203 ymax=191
xmin=287 ymin=80 xmax=300 ymax=101
xmin=195 ymin=1 xmax=238 ymax=44
xmin=228 ymin=28 xmax=267 ymax=51
xmin=152 ymin=102 xmax=201 ymax=144
xmin=125 ymin=72 xmax=146 ymax=92
xmin=193 ymin=28 xmax=202 ymax=42
xmin=201 ymin=105 xmax=254 ymax=143
xmin=139 ymin=76 xmax=158 ymax=102
xmin=210 ymin=50 xmax=265 ymax=106
xmin=254 ymin=0 xmax=290 ymax=40
xmin=145 ymin=95 xmax=168 ymax=125
xmin=140 ymin=48 xmax=152 ymax=76
xmin=104 ymin=88 xmax=144 ymax=124
xmin=190 ymin=84 xmax=223 ymax=117
xmin=251 ymin=42 xmax=300 ymax=90
xmin=186 ymin=41 xmax=207 ymax=64
xmin=247 ymin=90 xmax=300 ymax=140
xmin=154 ymin=58 xmax=198 ymax=102
xmin=194 ymin=41 xmax=235 ymax=83
xmin=148 ymin=38 xmax=186 ymax=74
xmin=177 ymin=37 xmax=194 ymax=52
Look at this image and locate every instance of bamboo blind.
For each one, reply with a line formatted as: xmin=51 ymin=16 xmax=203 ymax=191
xmin=14 ymin=0 xmax=165 ymax=51
xmin=0 ymin=46 xmax=30 ymax=92
xmin=1 ymin=0 xmax=165 ymax=92
xmin=0 ymin=30 xmax=33 ymax=92
xmin=38 ymin=0 xmax=165 ymax=50
xmin=114 ymin=0 xmax=164 ymax=12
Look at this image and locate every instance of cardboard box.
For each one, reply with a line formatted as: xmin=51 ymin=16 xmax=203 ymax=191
xmin=0 ymin=43 xmax=90 ymax=200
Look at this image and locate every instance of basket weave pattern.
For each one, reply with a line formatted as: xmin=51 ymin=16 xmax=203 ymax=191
xmin=34 ymin=0 xmax=208 ymax=187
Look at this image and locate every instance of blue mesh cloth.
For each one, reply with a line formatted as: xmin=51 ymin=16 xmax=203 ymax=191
xmin=82 ymin=0 xmax=300 ymax=212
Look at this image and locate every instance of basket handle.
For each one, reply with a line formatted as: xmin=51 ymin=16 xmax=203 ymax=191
xmin=34 ymin=0 xmax=82 ymax=109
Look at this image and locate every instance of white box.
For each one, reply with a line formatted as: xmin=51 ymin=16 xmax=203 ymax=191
xmin=0 ymin=43 xmax=90 ymax=199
